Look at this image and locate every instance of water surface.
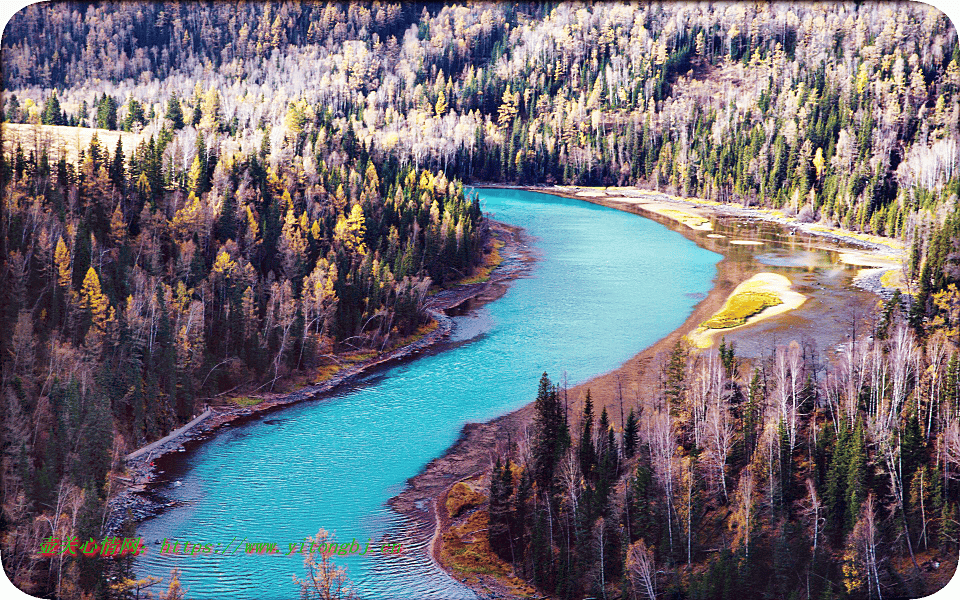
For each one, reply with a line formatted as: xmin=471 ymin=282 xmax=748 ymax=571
xmin=135 ymin=188 xmax=721 ymax=599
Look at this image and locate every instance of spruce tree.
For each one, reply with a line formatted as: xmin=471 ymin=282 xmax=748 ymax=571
xmin=624 ymin=409 xmax=638 ymax=459
xmin=578 ymin=390 xmax=596 ymax=479
xmin=845 ymin=419 xmax=867 ymax=532
xmin=532 ymin=372 xmax=569 ymax=492
xmin=166 ymin=94 xmax=184 ymax=129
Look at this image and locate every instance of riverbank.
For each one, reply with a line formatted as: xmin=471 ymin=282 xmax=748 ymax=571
xmin=106 ymin=219 xmax=536 ymax=534
xmin=540 ymin=185 xmax=904 ymax=296
xmin=407 ymin=185 xmax=906 ymax=598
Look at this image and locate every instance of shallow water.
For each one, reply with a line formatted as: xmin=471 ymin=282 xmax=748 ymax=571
xmin=134 ymin=188 xmax=721 ymax=599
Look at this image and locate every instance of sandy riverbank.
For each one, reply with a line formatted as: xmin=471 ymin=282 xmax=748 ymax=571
xmin=404 ymin=185 xmax=905 ymax=598
xmin=687 ymin=272 xmax=807 ymax=349
xmin=106 ymin=219 xmax=535 ymax=533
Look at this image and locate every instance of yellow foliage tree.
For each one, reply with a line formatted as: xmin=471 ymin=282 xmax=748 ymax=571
xmin=435 ymin=89 xmax=448 ymax=116
xmin=497 ymin=85 xmax=519 ymax=129
xmin=813 ymin=147 xmax=826 ymax=180
xmin=212 ymin=248 xmax=237 ymax=278
xmin=333 ymin=204 xmax=367 ymax=255
xmin=79 ymin=267 xmax=116 ymax=351
xmin=54 ymin=237 xmax=71 ymax=289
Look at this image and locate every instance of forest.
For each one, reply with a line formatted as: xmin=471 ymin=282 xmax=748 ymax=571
xmin=0 ymin=1 xmax=958 ymax=599
xmin=481 ymin=312 xmax=960 ymax=599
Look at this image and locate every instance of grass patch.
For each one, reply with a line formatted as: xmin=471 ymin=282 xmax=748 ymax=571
xmin=232 ymin=396 xmax=263 ymax=407
xmin=378 ymin=320 xmax=440 ymax=354
xmin=809 ymin=225 xmax=904 ymax=250
xmin=701 ymin=290 xmax=782 ymax=329
xmin=314 ymin=363 xmax=341 ymax=382
xmin=342 ymin=350 xmax=377 ymax=363
xmin=880 ymin=269 xmax=911 ymax=293
xmin=459 ymin=239 xmax=505 ymax=286
xmin=657 ymin=207 xmax=711 ymax=229
xmin=446 ymin=482 xmax=487 ymax=519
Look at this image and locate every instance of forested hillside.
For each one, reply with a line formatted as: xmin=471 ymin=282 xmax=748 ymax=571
xmin=1 ymin=2 xmax=959 ymax=599
xmin=473 ymin=316 xmax=960 ymax=599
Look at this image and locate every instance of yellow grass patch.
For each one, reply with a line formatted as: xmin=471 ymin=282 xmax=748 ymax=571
xmin=653 ymin=207 xmax=713 ymax=231
xmin=459 ymin=238 xmax=503 ymax=285
xmin=689 ymin=273 xmax=806 ymax=349
xmin=445 ymin=482 xmax=487 ymax=519
xmin=701 ymin=290 xmax=783 ymax=329
xmin=232 ymin=396 xmax=263 ymax=407
xmin=313 ymin=363 xmax=342 ymax=383
xmin=879 ymin=269 xmax=912 ymax=294
xmin=2 ymin=123 xmax=143 ymax=164
xmin=440 ymin=511 xmax=538 ymax=596
xmin=809 ymin=225 xmax=904 ymax=251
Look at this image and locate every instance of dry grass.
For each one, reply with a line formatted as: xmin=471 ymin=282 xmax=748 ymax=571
xmin=656 ymin=207 xmax=713 ymax=231
xmin=232 ymin=396 xmax=263 ymax=407
xmin=382 ymin=321 xmax=439 ymax=353
xmin=809 ymin=225 xmax=904 ymax=250
xmin=438 ymin=480 xmax=538 ymax=597
xmin=701 ymin=289 xmax=783 ymax=329
xmin=459 ymin=239 xmax=504 ymax=285
xmin=2 ymin=123 xmax=143 ymax=164
xmin=880 ymin=269 xmax=910 ymax=293
xmin=445 ymin=482 xmax=487 ymax=519
xmin=313 ymin=363 xmax=342 ymax=382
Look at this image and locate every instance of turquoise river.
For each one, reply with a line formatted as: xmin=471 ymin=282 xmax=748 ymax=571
xmin=134 ymin=188 xmax=721 ymax=598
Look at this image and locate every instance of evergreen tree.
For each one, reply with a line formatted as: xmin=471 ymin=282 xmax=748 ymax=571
xmin=95 ymin=94 xmax=117 ymax=129
xmin=488 ymin=456 xmax=513 ymax=560
xmin=109 ymin=138 xmax=125 ymax=190
xmin=41 ymin=92 xmax=64 ymax=125
xmin=532 ymin=372 xmax=569 ymax=492
xmin=166 ymin=94 xmax=184 ymax=129
xmin=578 ymin=390 xmax=596 ymax=479
xmin=624 ymin=409 xmax=638 ymax=459
xmin=845 ymin=419 xmax=867 ymax=532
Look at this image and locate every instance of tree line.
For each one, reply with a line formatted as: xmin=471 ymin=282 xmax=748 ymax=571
xmin=0 ymin=101 xmax=485 ymax=598
xmin=485 ymin=309 xmax=959 ymax=598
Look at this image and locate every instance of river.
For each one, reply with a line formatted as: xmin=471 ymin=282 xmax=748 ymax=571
xmin=134 ymin=188 xmax=721 ymax=599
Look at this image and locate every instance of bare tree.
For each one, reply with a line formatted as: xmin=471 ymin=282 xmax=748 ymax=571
xmin=803 ymin=478 xmax=824 ymax=555
xmin=293 ymin=529 xmax=357 ymax=600
xmin=626 ymin=539 xmax=657 ymax=600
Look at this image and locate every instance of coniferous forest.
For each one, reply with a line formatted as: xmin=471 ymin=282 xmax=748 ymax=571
xmin=1 ymin=2 xmax=959 ymax=599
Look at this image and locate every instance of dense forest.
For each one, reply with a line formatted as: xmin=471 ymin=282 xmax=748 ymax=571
xmin=0 ymin=1 xmax=959 ymax=599
xmin=483 ymin=308 xmax=960 ymax=599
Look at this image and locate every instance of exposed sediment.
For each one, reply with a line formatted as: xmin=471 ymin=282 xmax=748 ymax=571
xmin=402 ymin=185 xmax=904 ymax=598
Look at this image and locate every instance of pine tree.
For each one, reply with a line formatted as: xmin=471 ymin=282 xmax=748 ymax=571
xmin=845 ymin=420 xmax=867 ymax=532
xmin=624 ymin=409 xmax=638 ymax=459
xmin=579 ymin=390 xmax=596 ymax=479
xmin=532 ymin=372 xmax=569 ymax=492
xmin=665 ymin=340 xmax=687 ymax=413
xmin=165 ymin=94 xmax=184 ymax=129
xmin=825 ymin=420 xmax=849 ymax=534
xmin=41 ymin=92 xmax=63 ymax=125
xmin=488 ymin=457 xmax=513 ymax=559
xmin=109 ymin=138 xmax=125 ymax=190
